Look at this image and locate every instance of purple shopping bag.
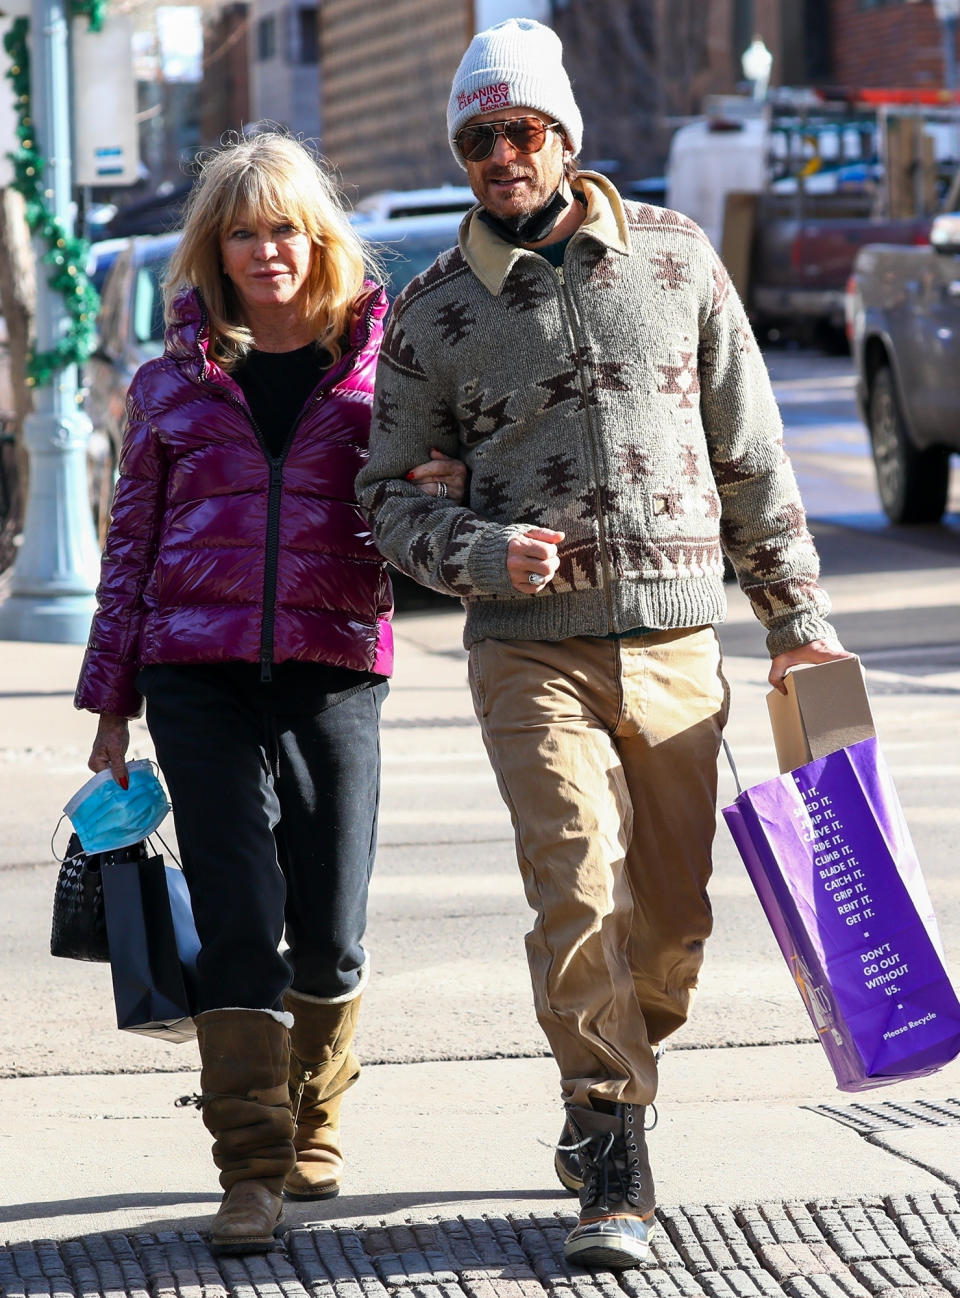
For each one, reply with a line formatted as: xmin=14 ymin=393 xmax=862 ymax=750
xmin=722 ymin=736 xmax=960 ymax=1091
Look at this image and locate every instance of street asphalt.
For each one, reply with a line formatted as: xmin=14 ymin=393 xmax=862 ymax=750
xmin=3 ymin=407 xmax=960 ymax=1292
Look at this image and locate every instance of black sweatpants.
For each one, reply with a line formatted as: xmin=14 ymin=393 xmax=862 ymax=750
xmin=137 ymin=661 xmax=387 ymax=1013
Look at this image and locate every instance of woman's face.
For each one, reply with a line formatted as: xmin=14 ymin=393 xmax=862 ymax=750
xmin=219 ymin=213 xmax=314 ymax=315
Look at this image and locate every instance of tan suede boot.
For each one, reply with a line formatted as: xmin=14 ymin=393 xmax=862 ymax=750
xmin=282 ymin=988 xmax=362 ymax=1200
xmin=194 ymin=1009 xmax=296 ymax=1254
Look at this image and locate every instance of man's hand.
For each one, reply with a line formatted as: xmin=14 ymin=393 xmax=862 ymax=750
xmin=405 ymin=448 xmax=468 ymax=503
xmin=88 ymin=712 xmax=131 ymax=788
xmin=769 ymin=637 xmax=854 ymax=694
xmin=506 ymin=527 xmax=564 ymax=594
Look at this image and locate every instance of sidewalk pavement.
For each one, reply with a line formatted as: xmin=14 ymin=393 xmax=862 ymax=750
xmin=2 ymin=599 xmax=960 ymax=1297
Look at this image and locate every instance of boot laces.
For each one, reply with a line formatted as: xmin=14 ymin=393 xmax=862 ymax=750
xmin=175 ymin=1091 xmax=221 ymax=1109
xmin=290 ymin=1054 xmax=328 ymax=1124
xmin=174 ymin=1087 xmax=284 ymax=1110
xmin=578 ymin=1106 xmax=647 ymax=1211
xmin=555 ymin=1102 xmax=657 ymax=1150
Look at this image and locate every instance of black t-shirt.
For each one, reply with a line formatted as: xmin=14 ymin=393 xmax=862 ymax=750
xmin=233 ymin=342 xmax=333 ymax=459
xmin=224 ymin=339 xmax=386 ymax=690
xmin=537 ymin=236 xmax=572 ymax=269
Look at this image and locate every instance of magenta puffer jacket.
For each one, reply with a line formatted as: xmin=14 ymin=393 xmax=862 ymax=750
xmin=75 ymin=283 xmax=394 ymax=719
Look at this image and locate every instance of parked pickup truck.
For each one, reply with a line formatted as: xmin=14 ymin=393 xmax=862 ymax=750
xmin=846 ymin=211 xmax=960 ymax=524
xmin=749 ymin=192 xmax=930 ymax=339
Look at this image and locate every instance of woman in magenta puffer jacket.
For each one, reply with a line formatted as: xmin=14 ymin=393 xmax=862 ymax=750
xmin=74 ymin=133 xmax=463 ymax=1254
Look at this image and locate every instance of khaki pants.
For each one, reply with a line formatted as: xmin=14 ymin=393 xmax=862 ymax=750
xmin=468 ymin=627 xmax=729 ymax=1108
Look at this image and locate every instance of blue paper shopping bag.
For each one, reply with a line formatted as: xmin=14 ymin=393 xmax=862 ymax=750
xmin=723 ymin=736 xmax=960 ymax=1091
xmin=101 ymin=849 xmax=200 ymax=1043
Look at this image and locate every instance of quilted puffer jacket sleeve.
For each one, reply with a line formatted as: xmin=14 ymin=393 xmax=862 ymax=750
xmin=74 ymin=367 xmax=170 ymax=718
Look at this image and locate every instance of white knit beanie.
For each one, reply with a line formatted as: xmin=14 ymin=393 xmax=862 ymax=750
xmin=447 ymin=18 xmax=583 ymax=169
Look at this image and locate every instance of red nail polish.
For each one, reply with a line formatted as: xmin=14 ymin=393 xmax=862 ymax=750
xmin=405 ymin=472 xmax=415 ymax=481
xmin=119 ymin=774 xmax=129 ymax=790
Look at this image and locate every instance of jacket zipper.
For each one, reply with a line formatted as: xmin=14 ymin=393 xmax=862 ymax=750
xmin=553 ymin=260 xmax=617 ymax=627
xmin=195 ymin=292 xmax=381 ymax=682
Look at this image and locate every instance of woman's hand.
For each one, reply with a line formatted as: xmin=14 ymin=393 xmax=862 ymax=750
xmin=88 ymin=712 xmax=131 ymax=788
xmin=406 ymin=448 xmax=467 ymax=503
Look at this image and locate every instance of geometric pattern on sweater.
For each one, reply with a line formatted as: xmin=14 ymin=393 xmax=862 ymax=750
xmin=502 ymin=265 xmax=556 ymax=312
xmin=713 ymin=261 xmax=733 ymax=313
xmin=555 ymin=537 xmax=602 ymax=590
xmin=356 ymin=174 xmax=837 ymax=656
xmin=656 ymin=350 xmax=700 ymax=409
xmin=379 ymin=320 xmax=426 ymax=378
xmin=460 ymin=387 xmax=515 ymax=446
xmin=436 ymin=299 xmax=476 ymax=346
xmin=581 ymin=242 xmax=621 ymax=289
xmin=609 ymin=532 xmax=724 ymax=579
xmin=537 ymin=355 xmax=631 ymax=414
xmin=651 ymin=250 xmax=690 ymax=290
xmin=405 ymin=244 xmax=471 ymax=304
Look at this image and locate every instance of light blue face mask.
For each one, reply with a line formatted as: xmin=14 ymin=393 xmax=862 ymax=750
xmin=64 ymin=759 xmax=171 ymax=854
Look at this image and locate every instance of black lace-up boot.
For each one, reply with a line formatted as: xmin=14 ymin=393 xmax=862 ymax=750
xmin=562 ymin=1102 xmax=656 ymax=1269
xmin=554 ymin=1109 xmax=584 ymax=1194
xmin=554 ymin=1049 xmax=663 ymax=1198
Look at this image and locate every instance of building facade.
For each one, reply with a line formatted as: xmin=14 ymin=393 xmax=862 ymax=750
xmin=319 ymin=0 xmax=474 ymax=200
xmin=551 ymin=0 xmax=812 ymax=182
xmin=829 ymin=0 xmax=956 ymax=90
xmin=313 ymin=0 xmax=959 ymax=201
xmin=249 ymin=0 xmax=321 ymax=139
xmin=200 ymin=3 xmax=251 ymax=145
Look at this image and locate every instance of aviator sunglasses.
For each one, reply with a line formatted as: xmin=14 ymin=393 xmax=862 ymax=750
xmin=455 ymin=116 xmax=563 ymax=163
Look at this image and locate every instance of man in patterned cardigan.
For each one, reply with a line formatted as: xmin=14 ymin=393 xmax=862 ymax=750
xmin=357 ymin=17 xmax=849 ymax=1272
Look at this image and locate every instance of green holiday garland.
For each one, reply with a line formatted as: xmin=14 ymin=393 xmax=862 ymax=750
xmin=3 ymin=0 xmax=106 ymax=387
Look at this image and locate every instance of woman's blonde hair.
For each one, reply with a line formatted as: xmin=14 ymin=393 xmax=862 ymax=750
xmin=164 ymin=131 xmax=373 ymax=368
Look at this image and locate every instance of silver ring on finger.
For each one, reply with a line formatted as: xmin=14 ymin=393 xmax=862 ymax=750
xmin=435 ymin=481 xmax=447 ymax=499
xmin=528 ymin=571 xmax=545 ymax=587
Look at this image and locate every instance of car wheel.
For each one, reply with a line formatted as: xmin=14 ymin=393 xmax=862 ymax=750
xmin=867 ymin=364 xmax=950 ymax=524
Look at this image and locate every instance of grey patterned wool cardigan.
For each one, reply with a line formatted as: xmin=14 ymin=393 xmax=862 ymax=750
xmin=356 ymin=172 xmax=837 ymax=657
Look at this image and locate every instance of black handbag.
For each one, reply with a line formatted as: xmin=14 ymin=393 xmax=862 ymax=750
xmin=50 ymin=833 xmax=149 ymax=962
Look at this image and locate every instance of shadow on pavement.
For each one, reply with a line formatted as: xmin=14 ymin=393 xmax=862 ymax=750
xmin=809 ymin=516 xmax=960 ymax=577
xmin=0 ymin=1190 xmax=216 ymax=1223
xmin=0 ymin=1187 xmax=567 ymax=1239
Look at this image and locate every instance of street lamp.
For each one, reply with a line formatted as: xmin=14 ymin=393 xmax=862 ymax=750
xmin=741 ymin=35 xmax=774 ymax=102
xmin=0 ymin=0 xmax=100 ymax=643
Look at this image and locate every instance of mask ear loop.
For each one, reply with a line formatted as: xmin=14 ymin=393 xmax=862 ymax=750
xmin=50 ymin=814 xmax=78 ymax=864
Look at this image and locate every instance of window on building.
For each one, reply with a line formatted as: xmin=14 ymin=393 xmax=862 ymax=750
xmin=257 ymin=14 xmax=276 ymax=61
xmin=858 ymin=0 xmax=903 ymax=8
xmin=296 ymin=7 xmax=318 ymax=64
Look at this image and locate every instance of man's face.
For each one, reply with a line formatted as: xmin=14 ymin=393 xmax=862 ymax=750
xmin=460 ymin=107 xmax=567 ymax=222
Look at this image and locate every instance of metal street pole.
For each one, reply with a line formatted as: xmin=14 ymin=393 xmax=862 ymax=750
xmin=944 ymin=15 xmax=959 ymax=96
xmin=934 ymin=0 xmax=960 ymax=168
xmin=0 ymin=0 xmax=100 ymax=643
